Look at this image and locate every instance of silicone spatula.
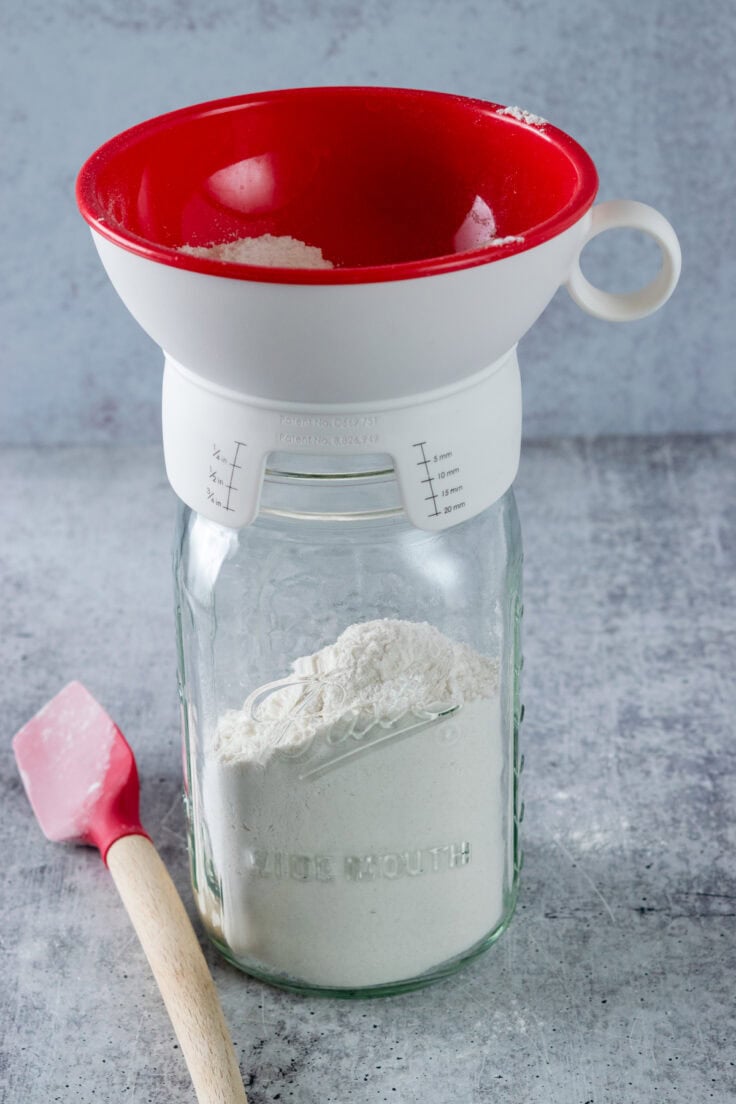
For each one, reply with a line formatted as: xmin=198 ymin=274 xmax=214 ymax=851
xmin=12 ymin=681 xmax=248 ymax=1104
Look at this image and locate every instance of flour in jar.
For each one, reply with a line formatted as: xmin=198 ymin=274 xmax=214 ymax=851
xmin=198 ymin=619 xmax=510 ymax=990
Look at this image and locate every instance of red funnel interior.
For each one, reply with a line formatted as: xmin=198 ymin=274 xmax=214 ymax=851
xmin=77 ymin=86 xmax=598 ymax=284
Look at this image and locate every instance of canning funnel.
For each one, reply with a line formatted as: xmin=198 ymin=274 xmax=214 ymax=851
xmin=77 ymin=87 xmax=680 ymax=530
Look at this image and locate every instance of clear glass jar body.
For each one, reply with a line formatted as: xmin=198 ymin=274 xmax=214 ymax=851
xmin=174 ymin=459 xmax=523 ymax=997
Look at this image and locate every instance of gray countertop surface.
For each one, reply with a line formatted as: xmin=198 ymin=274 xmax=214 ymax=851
xmin=2 ymin=436 xmax=735 ymax=1104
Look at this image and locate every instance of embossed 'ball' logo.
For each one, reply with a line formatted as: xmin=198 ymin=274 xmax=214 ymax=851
xmin=243 ymin=670 xmax=464 ymax=778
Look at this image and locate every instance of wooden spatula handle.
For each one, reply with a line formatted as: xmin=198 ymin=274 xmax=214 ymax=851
xmin=106 ymin=834 xmax=248 ymax=1104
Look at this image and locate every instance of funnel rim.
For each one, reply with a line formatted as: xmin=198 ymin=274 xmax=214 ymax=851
xmin=76 ymin=85 xmax=599 ymax=285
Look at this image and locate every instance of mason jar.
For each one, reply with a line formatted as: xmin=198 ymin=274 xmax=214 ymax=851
xmin=173 ymin=453 xmax=523 ymax=997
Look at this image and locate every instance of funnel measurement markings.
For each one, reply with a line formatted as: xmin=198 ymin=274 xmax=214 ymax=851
xmin=413 ymin=442 xmax=466 ymax=519
xmin=207 ymin=441 xmax=246 ymax=512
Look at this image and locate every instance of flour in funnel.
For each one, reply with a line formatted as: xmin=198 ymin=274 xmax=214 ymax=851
xmin=179 ymin=233 xmax=334 ymax=268
xmin=496 ymin=105 xmax=548 ymax=127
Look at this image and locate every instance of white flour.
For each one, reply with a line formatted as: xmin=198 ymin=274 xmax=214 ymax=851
xmin=179 ymin=233 xmax=334 ymax=268
xmin=181 ymin=227 xmax=522 ymax=269
xmin=199 ymin=620 xmax=508 ymax=989
xmin=496 ymin=105 xmax=547 ymax=127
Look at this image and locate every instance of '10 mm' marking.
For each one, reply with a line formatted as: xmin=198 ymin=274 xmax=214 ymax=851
xmin=412 ymin=442 xmax=466 ymax=519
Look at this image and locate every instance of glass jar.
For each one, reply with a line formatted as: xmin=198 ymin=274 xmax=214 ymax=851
xmin=173 ymin=455 xmax=523 ymax=997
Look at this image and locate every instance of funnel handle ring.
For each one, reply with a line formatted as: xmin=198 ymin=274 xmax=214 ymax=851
xmin=566 ymin=200 xmax=681 ymax=322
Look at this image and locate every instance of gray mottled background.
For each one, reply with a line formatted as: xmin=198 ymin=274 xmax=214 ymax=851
xmin=2 ymin=0 xmax=734 ymax=443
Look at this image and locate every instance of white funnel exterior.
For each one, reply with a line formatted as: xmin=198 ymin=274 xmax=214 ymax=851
xmin=92 ymin=217 xmax=590 ymax=530
xmin=92 ymin=217 xmax=589 ymax=405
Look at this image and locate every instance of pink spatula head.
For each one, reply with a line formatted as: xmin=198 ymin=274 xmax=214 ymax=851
xmin=12 ymin=681 xmax=147 ymax=861
xmin=13 ymin=682 xmax=249 ymax=1104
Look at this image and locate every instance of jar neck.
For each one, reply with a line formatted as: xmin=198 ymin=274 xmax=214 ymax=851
xmin=259 ymin=453 xmax=403 ymax=522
